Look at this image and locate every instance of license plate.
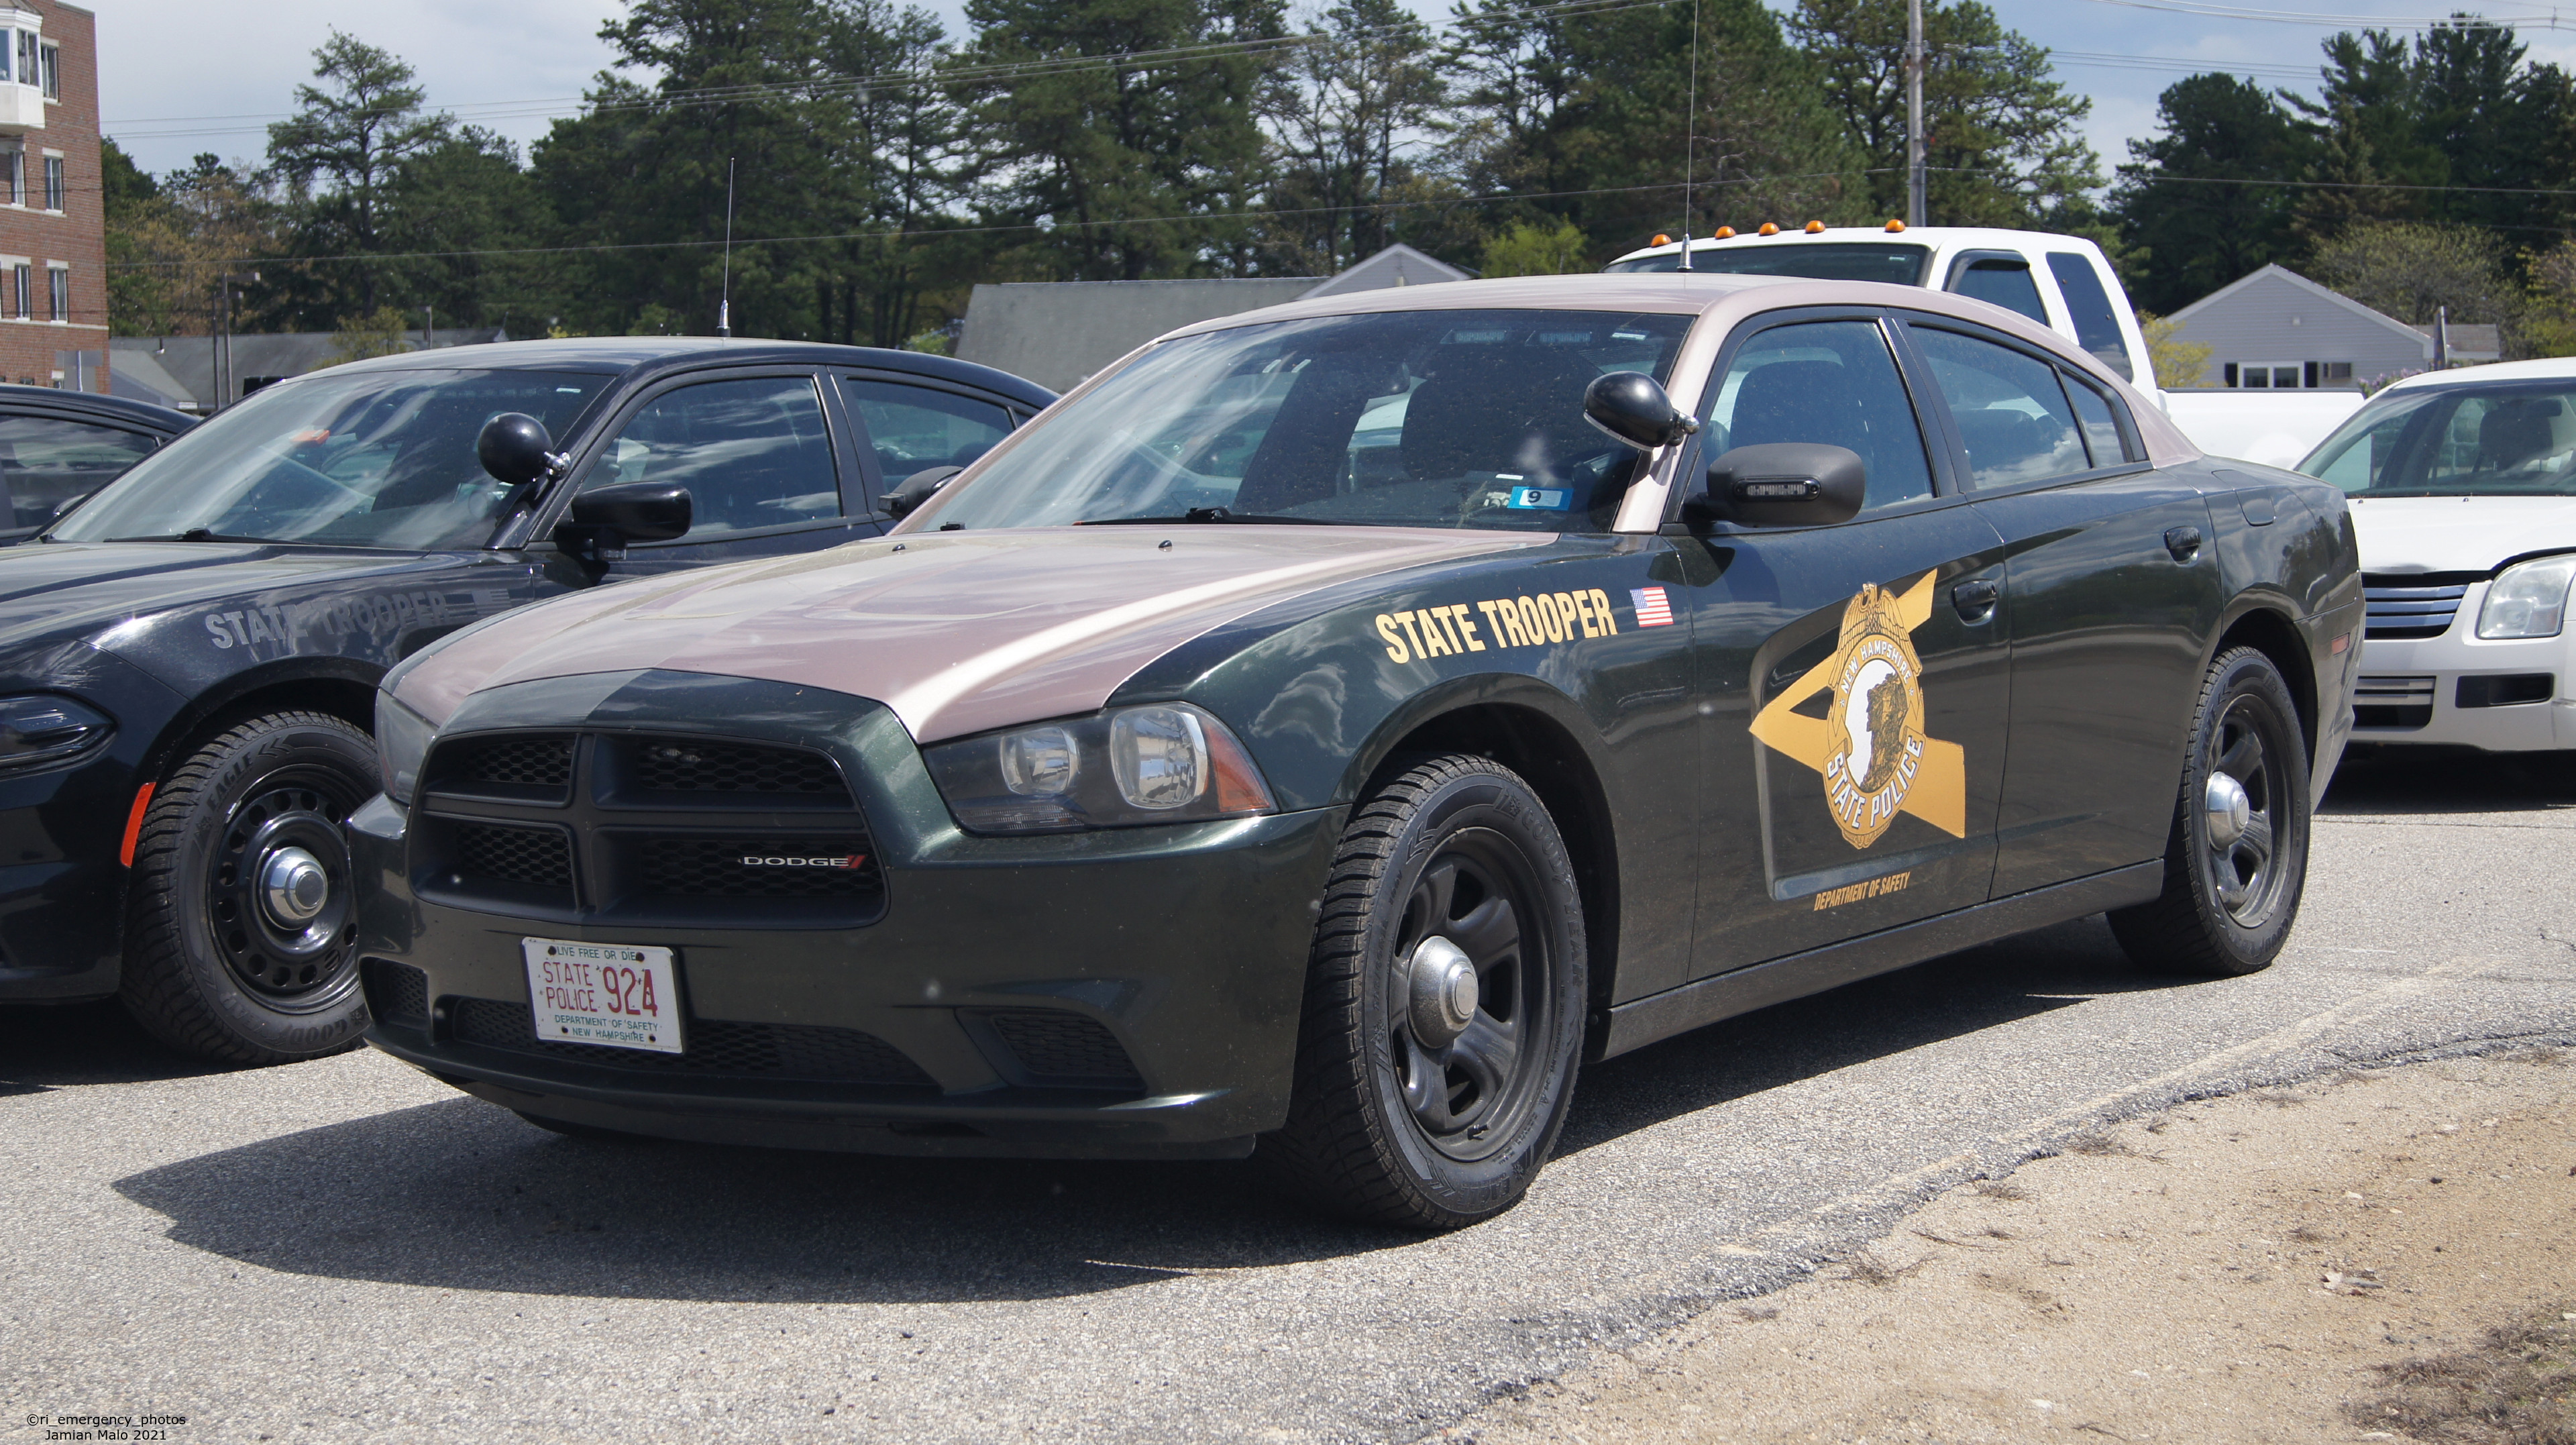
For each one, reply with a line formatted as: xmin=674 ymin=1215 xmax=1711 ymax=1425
xmin=521 ymin=938 xmax=685 ymax=1055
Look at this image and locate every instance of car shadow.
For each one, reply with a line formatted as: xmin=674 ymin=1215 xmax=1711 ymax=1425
xmin=2322 ymin=747 xmax=2576 ymax=816
xmin=0 ymin=999 xmax=247 ymax=1095
xmin=109 ymin=915 xmax=2174 ymax=1305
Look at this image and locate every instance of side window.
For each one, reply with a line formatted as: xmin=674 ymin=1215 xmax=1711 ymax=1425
xmin=2422 ymin=393 xmax=2576 ymax=484
xmin=2308 ymin=407 xmax=2420 ymax=492
xmin=1909 ymin=327 xmax=2090 ymax=489
xmin=0 ymin=415 xmax=160 ymax=527
xmin=1707 ymin=319 xmax=1935 ymax=513
xmin=841 ymin=379 xmax=1011 ymax=494
xmin=584 ymin=376 xmax=839 ymax=537
xmin=1946 ymin=256 xmax=2047 ymax=325
xmin=2057 ymin=369 xmax=2131 ymax=468
xmin=2045 ymin=253 xmax=2134 ymax=381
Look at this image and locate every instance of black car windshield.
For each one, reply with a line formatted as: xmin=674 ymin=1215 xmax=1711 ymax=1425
xmin=50 ymin=368 xmax=607 ymax=548
xmin=1603 ymin=242 xmax=1931 ymax=284
xmin=915 ymin=309 xmax=1695 ymax=533
xmin=2298 ymin=380 xmax=2576 ymax=497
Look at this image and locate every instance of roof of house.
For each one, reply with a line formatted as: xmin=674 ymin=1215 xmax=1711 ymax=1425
xmin=2166 ymin=263 xmax=2432 ymax=347
xmin=1299 ymin=244 xmax=1474 ymax=299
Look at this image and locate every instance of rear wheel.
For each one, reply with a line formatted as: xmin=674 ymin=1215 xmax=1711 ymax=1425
xmin=119 ymin=711 xmax=377 ymax=1065
xmin=2109 ymin=648 xmax=2312 ymax=977
xmin=1265 ymin=755 xmax=1587 ymax=1229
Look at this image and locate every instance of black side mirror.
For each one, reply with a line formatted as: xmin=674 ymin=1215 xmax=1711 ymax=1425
xmin=555 ymin=481 xmax=691 ymax=564
xmin=883 ymin=465 xmax=965 ymax=519
xmin=478 ymin=413 xmax=559 ymax=487
xmin=1582 ymin=372 xmax=1700 ymax=451
xmin=1689 ymin=443 xmax=1867 ymax=528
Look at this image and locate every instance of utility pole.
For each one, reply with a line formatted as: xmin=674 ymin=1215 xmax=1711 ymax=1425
xmin=1906 ymin=0 xmax=1927 ymax=227
xmin=216 ymin=270 xmax=258 ymax=409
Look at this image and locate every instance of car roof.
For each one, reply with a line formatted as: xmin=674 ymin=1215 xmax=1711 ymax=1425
xmin=1159 ymin=272 xmax=1788 ymax=337
xmin=317 ymin=336 xmax=1057 ymax=409
xmin=1608 ymin=226 xmax=2106 ymax=268
xmin=2378 ymin=356 xmax=2576 ymax=395
xmin=0 ymin=383 xmax=195 ymax=433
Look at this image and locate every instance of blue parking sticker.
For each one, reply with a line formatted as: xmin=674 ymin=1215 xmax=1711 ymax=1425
xmin=1506 ymin=486 xmax=1571 ymax=511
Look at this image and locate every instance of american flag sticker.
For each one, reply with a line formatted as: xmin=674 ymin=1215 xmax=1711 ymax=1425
xmin=1630 ymin=586 xmax=1675 ymax=627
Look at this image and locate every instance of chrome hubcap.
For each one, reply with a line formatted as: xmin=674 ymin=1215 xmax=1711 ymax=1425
xmin=261 ymin=846 xmax=331 ymax=925
xmin=1406 ymin=935 xmax=1480 ymax=1050
xmin=2204 ymin=772 xmax=2251 ymax=847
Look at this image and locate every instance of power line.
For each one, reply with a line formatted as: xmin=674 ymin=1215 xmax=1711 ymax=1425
xmin=2051 ymin=48 xmax=2316 ymax=80
xmin=2078 ymin=0 xmax=2570 ymax=29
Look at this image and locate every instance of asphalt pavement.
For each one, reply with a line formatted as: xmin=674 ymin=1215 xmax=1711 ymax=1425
xmin=5 ymin=749 xmax=2572 ymax=1444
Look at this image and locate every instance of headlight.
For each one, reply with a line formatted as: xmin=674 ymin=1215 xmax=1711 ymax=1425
xmin=924 ymin=702 xmax=1277 ymax=834
xmin=2476 ymin=555 xmax=2576 ymax=639
xmin=375 ymin=690 xmax=437 ymax=806
xmin=0 ymin=694 xmax=113 ymax=772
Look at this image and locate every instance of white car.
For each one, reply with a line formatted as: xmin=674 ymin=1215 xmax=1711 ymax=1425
xmin=2294 ymin=357 xmax=2576 ymax=756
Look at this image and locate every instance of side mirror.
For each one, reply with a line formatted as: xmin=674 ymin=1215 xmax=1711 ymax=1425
xmin=555 ymin=481 xmax=691 ymax=563
xmin=883 ymin=465 xmax=965 ymax=519
xmin=477 ymin=413 xmax=560 ymax=487
xmin=1582 ymin=372 xmax=1700 ymax=451
xmin=1689 ymin=443 xmax=1866 ymax=528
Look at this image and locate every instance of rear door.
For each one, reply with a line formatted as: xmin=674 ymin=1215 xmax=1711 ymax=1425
xmin=1680 ymin=312 xmax=2016 ymax=977
xmin=1898 ymin=315 xmax=2223 ymax=895
xmin=831 ymin=372 xmax=1022 ymax=521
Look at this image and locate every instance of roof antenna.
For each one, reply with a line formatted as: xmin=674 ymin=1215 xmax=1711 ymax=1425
xmin=1679 ymin=0 xmax=1699 ymax=272
xmin=717 ymin=156 xmax=737 ymax=337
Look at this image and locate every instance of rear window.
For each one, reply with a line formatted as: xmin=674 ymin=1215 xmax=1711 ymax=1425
xmin=2047 ymin=253 xmax=2133 ymax=381
xmin=1605 ymin=242 xmax=1931 ymax=284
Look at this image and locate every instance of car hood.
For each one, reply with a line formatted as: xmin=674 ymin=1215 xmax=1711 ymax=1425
xmin=2348 ymin=495 xmax=2576 ymax=574
xmin=0 ymin=541 xmax=466 ymax=653
xmin=397 ymin=527 xmax=1545 ymax=743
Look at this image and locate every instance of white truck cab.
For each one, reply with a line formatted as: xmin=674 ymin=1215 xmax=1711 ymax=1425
xmin=1608 ymin=225 xmax=2365 ymax=467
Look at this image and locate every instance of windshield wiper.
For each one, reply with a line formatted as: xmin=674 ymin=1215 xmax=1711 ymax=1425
xmin=105 ymin=529 xmax=280 ymax=543
xmin=1078 ymin=508 xmax=1364 ymax=526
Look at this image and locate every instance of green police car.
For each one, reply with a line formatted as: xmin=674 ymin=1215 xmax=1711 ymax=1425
xmin=350 ymin=273 xmax=2361 ymax=1228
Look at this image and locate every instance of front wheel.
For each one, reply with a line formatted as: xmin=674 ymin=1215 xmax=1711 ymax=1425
xmin=118 ymin=711 xmax=378 ymax=1065
xmin=1264 ymin=755 xmax=1587 ymax=1229
xmin=2109 ymin=647 xmax=2313 ymax=977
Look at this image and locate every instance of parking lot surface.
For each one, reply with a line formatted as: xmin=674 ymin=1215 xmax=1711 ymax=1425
xmin=5 ymin=752 xmax=2572 ymax=1444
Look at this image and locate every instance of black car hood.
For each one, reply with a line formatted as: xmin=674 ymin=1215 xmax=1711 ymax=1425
xmin=0 ymin=541 xmax=472 ymax=654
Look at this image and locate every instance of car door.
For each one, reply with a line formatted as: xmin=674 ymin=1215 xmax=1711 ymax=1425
xmin=1680 ymin=313 xmax=2015 ymax=977
xmin=0 ymin=411 xmax=165 ymax=532
xmin=570 ymin=368 xmax=871 ymax=579
xmin=833 ymin=372 xmax=1022 ymax=519
xmin=1898 ymin=317 xmax=2224 ymax=896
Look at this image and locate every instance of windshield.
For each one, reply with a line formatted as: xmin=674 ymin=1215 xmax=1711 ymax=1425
xmin=51 ymin=368 xmax=608 ymax=549
xmin=2298 ymin=382 xmax=2576 ymax=498
xmin=1603 ymin=242 xmax=1931 ymax=284
xmin=914 ymin=309 xmax=1695 ymax=533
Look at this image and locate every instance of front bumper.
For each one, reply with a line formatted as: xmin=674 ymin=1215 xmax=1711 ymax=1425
xmin=352 ymin=670 xmax=1344 ymax=1159
xmin=2352 ymin=612 xmax=2575 ymax=752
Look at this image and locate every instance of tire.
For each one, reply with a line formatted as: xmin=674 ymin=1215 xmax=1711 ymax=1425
xmin=2109 ymin=647 xmax=2313 ymax=977
xmin=513 ymin=1111 xmax=663 ymax=1144
xmin=119 ymin=710 xmax=378 ymax=1065
xmin=1264 ymin=754 xmax=1587 ymax=1229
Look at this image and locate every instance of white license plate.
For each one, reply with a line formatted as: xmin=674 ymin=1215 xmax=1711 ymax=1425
xmin=521 ymin=938 xmax=685 ymax=1055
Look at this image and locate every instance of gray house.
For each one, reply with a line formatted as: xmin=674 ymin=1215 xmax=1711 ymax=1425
xmin=2164 ymin=263 xmax=2498 ymax=392
xmin=957 ymin=244 xmax=1474 ymax=392
xmin=107 ymin=327 xmax=511 ymax=413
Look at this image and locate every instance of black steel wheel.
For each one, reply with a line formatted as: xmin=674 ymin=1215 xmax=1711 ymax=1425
xmin=119 ymin=711 xmax=378 ymax=1064
xmin=2110 ymin=647 xmax=2313 ymax=977
xmin=1265 ymin=754 xmax=1586 ymax=1229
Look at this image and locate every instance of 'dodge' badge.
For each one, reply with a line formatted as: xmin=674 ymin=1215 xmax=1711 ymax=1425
xmin=1748 ymin=572 xmax=1967 ymax=850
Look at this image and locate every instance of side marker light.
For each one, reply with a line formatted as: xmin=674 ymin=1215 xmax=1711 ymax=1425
xmin=1652 ymin=233 xmax=1671 ymax=247
xmin=1804 ymin=220 xmax=1825 ymax=233
xmin=1713 ymin=225 xmax=1736 ymax=239
xmin=1886 ymin=219 xmax=1907 ymax=231
xmin=120 ymin=782 xmax=155 ymax=867
xmin=1757 ymin=221 xmax=1780 ymax=236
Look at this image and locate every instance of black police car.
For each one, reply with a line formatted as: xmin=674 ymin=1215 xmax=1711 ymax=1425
xmin=0 ymin=384 xmax=196 ymax=540
xmin=0 ymin=337 xmax=1051 ymax=1063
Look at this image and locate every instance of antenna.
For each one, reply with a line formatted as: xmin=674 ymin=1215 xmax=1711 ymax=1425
xmin=1680 ymin=0 xmax=1699 ymax=272
xmin=717 ymin=156 xmax=737 ymax=337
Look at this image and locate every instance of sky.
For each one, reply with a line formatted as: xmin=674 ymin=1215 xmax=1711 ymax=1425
xmin=93 ymin=0 xmax=2576 ymax=190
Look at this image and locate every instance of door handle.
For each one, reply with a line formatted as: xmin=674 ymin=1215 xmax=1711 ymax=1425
xmin=1951 ymin=578 xmax=2000 ymax=623
xmin=2164 ymin=525 xmax=2203 ymax=562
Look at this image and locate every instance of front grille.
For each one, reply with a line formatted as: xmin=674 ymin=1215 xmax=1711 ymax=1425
xmin=637 ymin=836 xmax=881 ymax=899
xmin=2355 ymin=674 xmax=2436 ymax=730
xmin=442 ymin=735 xmax=574 ymax=793
xmin=983 ymin=1010 xmax=1142 ymax=1086
xmin=2362 ymin=574 xmax=2479 ymax=639
xmin=362 ymin=959 xmax=429 ymax=1028
xmin=449 ymin=996 xmax=931 ymax=1085
xmin=629 ymin=739 xmax=849 ymax=803
xmin=455 ymin=823 xmax=574 ymax=889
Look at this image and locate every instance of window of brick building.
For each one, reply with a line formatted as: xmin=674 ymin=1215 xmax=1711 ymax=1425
xmin=48 ymin=266 xmax=67 ymax=322
xmin=3 ymin=152 xmax=21 ymax=207
xmin=13 ymin=264 xmax=32 ymax=320
xmin=42 ymin=155 xmax=60 ymax=211
xmin=39 ymin=42 xmax=55 ymax=100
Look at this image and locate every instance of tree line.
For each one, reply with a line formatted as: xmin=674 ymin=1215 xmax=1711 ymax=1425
xmin=101 ymin=0 xmax=2576 ymax=360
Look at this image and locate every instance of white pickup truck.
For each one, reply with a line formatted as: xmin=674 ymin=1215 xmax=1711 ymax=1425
xmin=1607 ymin=226 xmax=2364 ymax=467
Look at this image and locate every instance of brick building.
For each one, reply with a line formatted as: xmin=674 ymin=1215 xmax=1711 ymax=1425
xmin=0 ymin=2 xmax=105 ymax=393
